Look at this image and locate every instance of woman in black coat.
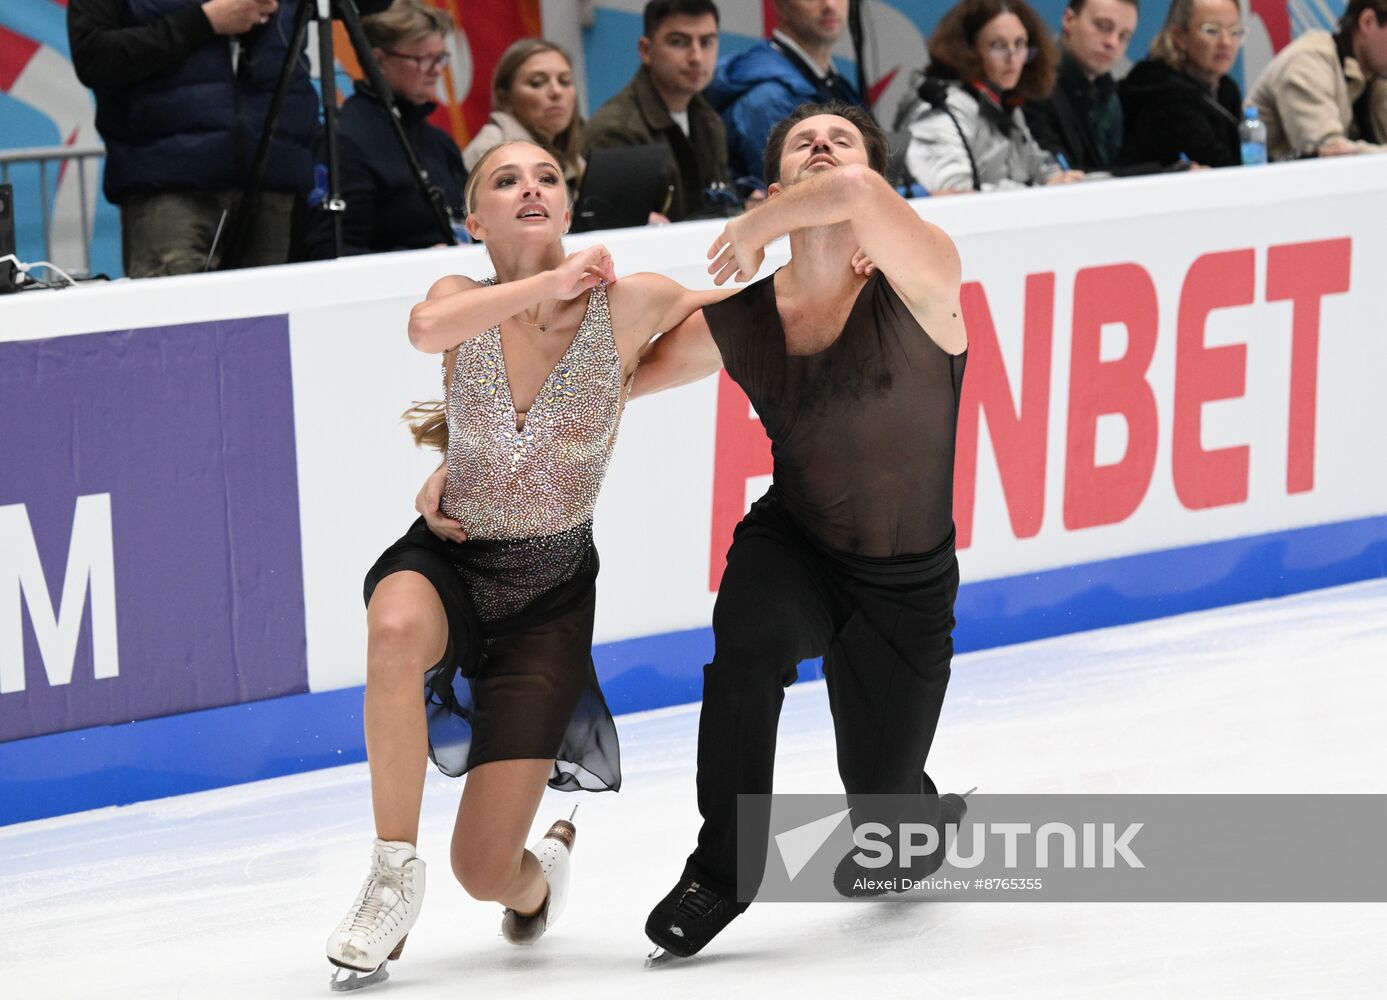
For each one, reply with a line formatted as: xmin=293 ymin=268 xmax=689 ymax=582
xmin=306 ymin=0 xmax=467 ymax=258
xmin=1119 ymin=0 xmax=1247 ymax=167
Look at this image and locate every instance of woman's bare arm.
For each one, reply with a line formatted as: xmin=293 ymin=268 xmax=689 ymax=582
xmin=406 ymin=245 xmax=617 ymax=353
xmin=607 ymin=271 xmax=736 ymax=365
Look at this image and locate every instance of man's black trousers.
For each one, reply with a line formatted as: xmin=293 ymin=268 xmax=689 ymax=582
xmin=682 ymin=497 xmax=959 ymax=901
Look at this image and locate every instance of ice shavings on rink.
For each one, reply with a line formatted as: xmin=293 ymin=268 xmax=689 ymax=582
xmin=3 ymin=579 xmax=1386 ymax=999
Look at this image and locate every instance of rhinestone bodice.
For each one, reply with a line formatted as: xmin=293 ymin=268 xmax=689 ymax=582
xmin=440 ymin=280 xmax=629 ymax=540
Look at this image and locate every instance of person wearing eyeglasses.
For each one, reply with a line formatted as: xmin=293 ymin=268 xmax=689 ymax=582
xmin=1023 ymin=0 xmax=1140 ymax=173
xmin=1246 ymin=0 xmax=1387 ymax=160
xmin=304 ymin=0 xmax=467 ymax=258
xmin=898 ymin=0 xmax=1085 ymax=193
xmin=1118 ymin=0 xmax=1245 ymax=168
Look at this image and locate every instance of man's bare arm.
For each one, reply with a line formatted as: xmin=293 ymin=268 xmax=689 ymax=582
xmin=709 ymin=165 xmax=965 ymax=353
xmin=629 ymin=310 xmax=723 ymax=399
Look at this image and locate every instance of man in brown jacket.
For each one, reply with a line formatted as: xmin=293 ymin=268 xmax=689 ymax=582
xmin=585 ymin=0 xmax=730 ymax=222
xmin=1247 ymin=0 xmax=1387 ymax=159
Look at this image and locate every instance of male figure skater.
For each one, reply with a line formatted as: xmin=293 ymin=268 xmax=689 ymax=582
xmin=634 ymin=101 xmax=971 ymax=961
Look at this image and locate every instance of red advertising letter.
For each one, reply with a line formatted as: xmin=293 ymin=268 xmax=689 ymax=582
xmin=1265 ymin=238 xmax=1352 ymax=494
xmin=708 ymin=372 xmax=772 ymax=591
xmin=1173 ymin=249 xmax=1255 ymax=510
xmin=953 ymin=274 xmax=1055 ymax=549
xmin=1064 ymin=264 xmax=1160 ymax=530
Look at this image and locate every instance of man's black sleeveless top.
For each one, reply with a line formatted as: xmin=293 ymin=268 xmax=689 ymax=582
xmin=705 ymin=269 xmax=966 ymax=561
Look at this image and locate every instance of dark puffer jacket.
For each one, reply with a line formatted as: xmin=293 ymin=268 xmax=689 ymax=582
xmin=1118 ymin=57 xmax=1243 ymax=168
xmin=70 ymin=0 xmax=318 ymax=203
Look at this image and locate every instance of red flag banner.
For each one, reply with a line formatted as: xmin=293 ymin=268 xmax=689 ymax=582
xmin=443 ymin=0 xmax=542 ymax=145
xmin=331 ymin=0 xmax=541 ymax=149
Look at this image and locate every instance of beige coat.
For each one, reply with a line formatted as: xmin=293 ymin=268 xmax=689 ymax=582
xmin=1247 ymin=30 xmax=1387 ymax=159
xmin=461 ymin=110 xmax=584 ymax=191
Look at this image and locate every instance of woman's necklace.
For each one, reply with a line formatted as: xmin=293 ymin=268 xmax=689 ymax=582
xmin=514 ymin=301 xmax=557 ymax=333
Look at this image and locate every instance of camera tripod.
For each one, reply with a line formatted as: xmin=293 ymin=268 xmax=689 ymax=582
xmin=227 ymin=0 xmax=457 ymax=264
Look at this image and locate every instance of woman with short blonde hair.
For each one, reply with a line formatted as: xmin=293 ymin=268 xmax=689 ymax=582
xmin=304 ymin=0 xmax=466 ymax=257
xmin=1118 ymin=0 xmax=1246 ymax=167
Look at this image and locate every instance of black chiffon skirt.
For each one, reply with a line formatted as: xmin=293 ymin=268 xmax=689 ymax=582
xmin=363 ymin=517 xmax=621 ymax=792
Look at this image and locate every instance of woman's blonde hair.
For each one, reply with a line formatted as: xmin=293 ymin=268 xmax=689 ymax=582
xmin=1148 ymin=0 xmax=1238 ymax=69
xmin=361 ymin=0 xmax=453 ymax=51
xmin=402 ymin=398 xmax=448 ymax=453
xmin=490 ymin=38 xmax=585 ymax=184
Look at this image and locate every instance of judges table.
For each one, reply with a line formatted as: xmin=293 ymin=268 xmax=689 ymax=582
xmin=2 ymin=157 xmax=1385 ymax=823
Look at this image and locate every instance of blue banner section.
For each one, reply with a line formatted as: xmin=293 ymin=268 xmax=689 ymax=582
xmin=3 ymin=513 xmax=1383 ymax=826
xmin=0 ymin=317 xmax=308 ymax=743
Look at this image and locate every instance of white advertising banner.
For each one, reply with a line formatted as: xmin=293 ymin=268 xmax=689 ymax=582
xmin=2 ymin=157 xmax=1384 ymax=705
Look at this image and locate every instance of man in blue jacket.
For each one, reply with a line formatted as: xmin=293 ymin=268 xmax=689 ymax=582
xmin=705 ymin=0 xmax=866 ymax=185
xmin=69 ymin=0 xmax=318 ymax=277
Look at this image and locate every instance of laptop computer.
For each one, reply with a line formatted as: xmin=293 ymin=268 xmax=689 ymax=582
xmin=570 ymin=144 xmax=669 ymax=233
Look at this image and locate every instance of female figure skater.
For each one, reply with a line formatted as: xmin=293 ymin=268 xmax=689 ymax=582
xmin=324 ymin=139 xmax=730 ymax=989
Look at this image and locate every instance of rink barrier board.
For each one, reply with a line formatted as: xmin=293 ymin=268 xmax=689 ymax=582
xmin=5 ymin=159 xmax=1386 ymax=824
xmin=2 ymin=510 xmax=1384 ymax=827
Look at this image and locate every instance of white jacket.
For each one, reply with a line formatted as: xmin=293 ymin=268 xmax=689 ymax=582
xmin=902 ymin=81 xmax=1057 ymax=192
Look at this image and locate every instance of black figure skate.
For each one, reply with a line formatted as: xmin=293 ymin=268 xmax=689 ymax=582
xmin=644 ymin=878 xmax=743 ymax=968
xmin=833 ymin=785 xmax=973 ymax=898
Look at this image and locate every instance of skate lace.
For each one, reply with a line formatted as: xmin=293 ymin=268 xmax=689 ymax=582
xmin=347 ymin=867 xmax=411 ymax=936
xmin=674 ymin=881 xmax=722 ymax=921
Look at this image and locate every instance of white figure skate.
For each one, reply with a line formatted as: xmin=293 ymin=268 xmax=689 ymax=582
xmin=501 ymin=807 xmax=578 ymax=945
xmin=326 ymin=839 xmax=426 ymax=991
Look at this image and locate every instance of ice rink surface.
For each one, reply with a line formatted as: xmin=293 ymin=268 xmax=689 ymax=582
xmin=4 ymin=579 xmax=1386 ymax=1000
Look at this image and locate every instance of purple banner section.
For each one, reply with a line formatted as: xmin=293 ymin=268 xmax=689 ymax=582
xmin=0 ymin=317 xmax=307 ymax=743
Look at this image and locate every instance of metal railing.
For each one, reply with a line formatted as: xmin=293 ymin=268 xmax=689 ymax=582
xmin=0 ymin=144 xmax=106 ymax=278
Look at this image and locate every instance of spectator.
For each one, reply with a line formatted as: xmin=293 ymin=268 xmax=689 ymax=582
xmin=586 ymin=0 xmax=730 ymax=222
xmin=305 ymin=0 xmax=467 ymax=258
xmin=705 ymin=0 xmax=865 ymax=186
xmin=462 ymin=39 xmax=584 ymax=195
xmin=1246 ymin=0 xmax=1387 ymax=159
xmin=1118 ymin=0 xmax=1244 ymax=167
xmin=900 ymin=0 xmax=1081 ymax=192
xmin=1024 ymin=0 xmax=1139 ymax=172
xmin=68 ymin=0 xmax=318 ymax=277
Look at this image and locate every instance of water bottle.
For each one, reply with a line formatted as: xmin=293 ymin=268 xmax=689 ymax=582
xmin=1240 ymin=106 xmax=1267 ymax=166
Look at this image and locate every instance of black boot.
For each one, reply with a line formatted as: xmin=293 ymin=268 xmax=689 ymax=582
xmin=833 ymin=790 xmax=969 ymax=898
xmin=645 ymin=878 xmax=742 ymax=958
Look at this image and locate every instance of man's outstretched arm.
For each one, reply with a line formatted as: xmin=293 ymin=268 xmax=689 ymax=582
xmin=709 ymin=164 xmax=965 ymax=354
xmin=629 ymin=311 xmax=724 ymax=399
